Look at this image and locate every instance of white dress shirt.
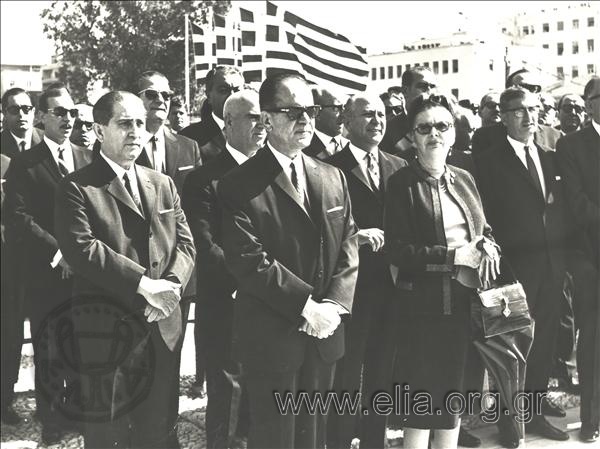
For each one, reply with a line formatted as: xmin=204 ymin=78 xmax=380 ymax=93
xmin=225 ymin=142 xmax=251 ymax=165
xmin=12 ymin=130 xmax=33 ymax=151
xmin=100 ymin=150 xmax=142 ymax=206
xmin=314 ymin=129 xmax=346 ymax=157
xmin=506 ymin=135 xmax=546 ymax=199
xmin=268 ymin=142 xmax=307 ymax=196
xmin=145 ymin=129 xmax=166 ymax=173
xmin=44 ymin=136 xmax=75 ymax=173
xmin=348 ymin=143 xmax=379 ymax=185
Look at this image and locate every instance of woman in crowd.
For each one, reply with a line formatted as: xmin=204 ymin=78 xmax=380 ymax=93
xmin=384 ymin=96 xmax=500 ymax=449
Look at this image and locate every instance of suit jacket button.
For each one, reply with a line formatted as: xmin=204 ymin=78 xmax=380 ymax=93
xmin=149 ymin=231 xmax=153 ymax=238
xmin=152 ymin=262 xmax=158 ymax=268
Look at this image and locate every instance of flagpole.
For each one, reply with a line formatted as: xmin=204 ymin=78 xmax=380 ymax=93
xmin=184 ymin=13 xmax=190 ymax=114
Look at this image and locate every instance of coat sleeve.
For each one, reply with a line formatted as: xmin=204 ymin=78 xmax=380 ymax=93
xmin=5 ymin=157 xmax=58 ymax=262
xmin=54 ymin=177 xmax=146 ymax=298
xmin=218 ymin=180 xmax=313 ymax=325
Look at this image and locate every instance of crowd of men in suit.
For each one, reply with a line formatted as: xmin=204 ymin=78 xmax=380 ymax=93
xmin=0 ymin=64 xmax=598 ymax=449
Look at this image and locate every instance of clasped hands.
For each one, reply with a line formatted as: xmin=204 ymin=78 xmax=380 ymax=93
xmin=299 ymin=298 xmax=342 ymax=339
xmin=136 ymin=276 xmax=182 ymax=323
xmin=357 ymin=228 xmax=384 ymax=252
xmin=455 ymin=236 xmax=501 ymax=288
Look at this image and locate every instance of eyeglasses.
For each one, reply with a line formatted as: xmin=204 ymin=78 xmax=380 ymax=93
xmin=265 ymin=106 xmax=321 ymax=120
xmin=49 ymin=107 xmax=79 ymax=118
xmin=515 ymin=82 xmax=542 ymax=94
xmin=386 ymin=106 xmax=405 ymax=116
xmin=561 ymin=104 xmax=584 ymax=114
xmin=415 ymin=81 xmax=437 ymax=92
xmin=414 ymin=121 xmax=454 ymax=135
xmin=502 ymin=106 xmax=541 ymax=117
xmin=320 ymin=104 xmax=344 ymax=114
xmin=75 ymin=119 xmax=94 ymax=131
xmin=139 ymin=89 xmax=173 ymax=102
xmin=428 ymin=94 xmax=451 ymax=109
xmin=6 ymin=105 xmax=34 ymax=115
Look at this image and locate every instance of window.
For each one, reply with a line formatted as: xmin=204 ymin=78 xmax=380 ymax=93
xmin=371 ymin=68 xmax=377 ymax=80
xmin=489 ymin=60 xmax=494 ymax=71
xmin=522 ymin=26 xmax=529 ymax=35
xmin=452 ymin=59 xmax=459 ymax=73
xmin=557 ymin=42 xmax=564 ymax=55
xmin=573 ymin=41 xmax=579 ymax=54
xmin=572 ymin=19 xmax=579 ymax=29
xmin=543 ymin=44 xmax=549 ymax=49
xmin=543 ymin=23 xmax=549 ymax=32
xmin=442 ymin=60 xmax=449 ymax=74
xmin=388 ymin=66 xmax=393 ymax=78
xmin=588 ymin=39 xmax=594 ymax=52
xmin=424 ymin=62 xmax=430 ymax=68
xmin=397 ymin=65 xmax=402 ymax=77
xmin=405 ymin=64 xmax=411 ymax=72
xmin=588 ymin=64 xmax=596 ymax=75
xmin=572 ymin=66 xmax=579 ymax=78
xmin=380 ymin=67 xmax=385 ymax=79
xmin=557 ymin=67 xmax=564 ymax=79
xmin=433 ymin=61 xmax=439 ymax=74
xmin=451 ymin=88 xmax=459 ymax=98
xmin=588 ymin=17 xmax=595 ymax=27
xmin=557 ymin=21 xmax=564 ymax=31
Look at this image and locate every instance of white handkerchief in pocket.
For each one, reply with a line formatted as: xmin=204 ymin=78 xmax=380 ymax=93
xmin=327 ymin=206 xmax=343 ymax=213
xmin=178 ymin=165 xmax=194 ymax=171
xmin=159 ymin=208 xmax=174 ymax=214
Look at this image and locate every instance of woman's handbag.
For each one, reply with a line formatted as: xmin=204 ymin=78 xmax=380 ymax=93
xmin=476 ymin=262 xmax=533 ymax=338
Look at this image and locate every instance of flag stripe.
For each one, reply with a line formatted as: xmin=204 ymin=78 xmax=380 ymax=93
xmin=292 ymin=42 xmax=369 ymax=77
xmin=296 ymin=32 xmax=366 ymax=63
xmin=301 ymin=63 xmax=367 ymax=91
xmin=266 ymin=50 xmax=299 ymax=62
xmin=283 ymin=11 xmax=350 ymax=44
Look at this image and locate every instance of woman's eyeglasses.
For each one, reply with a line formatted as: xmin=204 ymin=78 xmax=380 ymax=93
xmin=414 ymin=121 xmax=454 ymax=135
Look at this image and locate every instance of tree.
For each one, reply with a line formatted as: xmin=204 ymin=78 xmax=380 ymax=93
xmin=41 ymin=0 xmax=230 ymax=104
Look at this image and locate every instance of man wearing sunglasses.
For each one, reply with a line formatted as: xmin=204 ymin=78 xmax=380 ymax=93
xmin=217 ymin=73 xmax=358 ymax=449
xmin=325 ymin=93 xmax=407 ymax=449
xmin=70 ymin=103 xmax=96 ymax=151
xmin=472 ymin=69 xmax=562 ymax=155
xmin=4 ymin=85 xmax=92 ymax=445
xmin=556 ymin=94 xmax=586 ymax=135
xmin=1 ymin=87 xmax=44 ymax=159
xmin=302 ymin=86 xmax=348 ymax=160
xmin=478 ymin=92 xmax=502 ymax=128
xmin=180 ymin=66 xmax=245 ymax=161
xmin=556 ymin=77 xmax=600 ymax=443
xmin=380 ymin=66 xmax=438 ymax=155
xmin=476 ymin=87 xmax=571 ymax=446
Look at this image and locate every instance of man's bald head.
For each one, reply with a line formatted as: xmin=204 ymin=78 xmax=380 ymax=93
xmin=479 ymin=91 xmax=501 ymax=127
xmin=343 ymin=93 xmax=386 ymax=150
xmin=223 ymin=89 xmax=265 ymax=156
xmin=312 ymin=86 xmax=347 ymax=137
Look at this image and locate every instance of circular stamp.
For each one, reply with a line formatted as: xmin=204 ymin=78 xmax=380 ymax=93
xmin=33 ymin=294 xmax=156 ymax=422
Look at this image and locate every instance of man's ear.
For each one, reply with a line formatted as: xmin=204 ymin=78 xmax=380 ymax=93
xmin=93 ymin=123 xmax=104 ymax=142
xmin=261 ymin=111 xmax=272 ymax=132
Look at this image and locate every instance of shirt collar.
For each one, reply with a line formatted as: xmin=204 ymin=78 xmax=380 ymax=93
xmin=348 ymin=142 xmax=379 ymax=165
xmin=148 ymin=128 xmax=165 ymax=144
xmin=99 ymin=150 xmax=135 ymax=180
xmin=592 ymin=120 xmax=600 ymax=137
xmin=267 ymin=141 xmax=303 ymax=171
xmin=212 ymin=112 xmax=224 ymax=131
xmin=314 ymin=129 xmax=335 ymax=147
xmin=506 ymin=134 xmax=535 ymax=153
xmin=225 ymin=142 xmax=251 ymax=165
xmin=43 ymin=135 xmax=67 ymax=153
xmin=11 ymin=130 xmax=31 ymax=147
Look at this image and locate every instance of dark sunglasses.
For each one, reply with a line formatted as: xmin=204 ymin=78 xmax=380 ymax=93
xmin=414 ymin=121 xmax=454 ymax=135
xmin=561 ymin=104 xmax=584 ymax=114
xmin=516 ymin=82 xmax=542 ymax=94
xmin=140 ymin=89 xmax=173 ymax=102
xmin=428 ymin=94 xmax=451 ymax=109
xmin=75 ymin=120 xmax=94 ymax=131
xmin=415 ymin=81 xmax=437 ymax=91
xmin=501 ymin=105 xmax=541 ymax=117
xmin=320 ymin=104 xmax=344 ymax=114
xmin=6 ymin=105 xmax=34 ymax=115
xmin=265 ymin=106 xmax=321 ymax=120
xmin=386 ymin=105 xmax=405 ymax=115
xmin=49 ymin=107 xmax=79 ymax=118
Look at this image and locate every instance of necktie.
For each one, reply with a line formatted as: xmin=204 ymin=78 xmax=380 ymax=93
xmin=149 ymin=136 xmax=160 ymax=172
xmin=19 ymin=141 xmax=26 ymax=153
xmin=123 ymin=172 xmax=143 ymax=215
xmin=57 ymin=147 xmax=70 ymax=177
xmin=366 ymin=152 xmax=380 ymax=191
xmin=524 ymin=146 xmax=544 ymax=197
xmin=290 ymin=160 xmax=310 ymax=211
xmin=331 ymin=137 xmax=341 ymax=154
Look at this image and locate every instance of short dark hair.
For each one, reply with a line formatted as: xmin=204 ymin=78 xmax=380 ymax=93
xmin=38 ymin=86 xmax=70 ymax=112
xmin=401 ymin=67 xmax=432 ymax=88
xmin=1 ymin=87 xmax=29 ymax=110
xmin=205 ymin=66 xmax=243 ymax=93
xmin=170 ymin=95 xmax=185 ymax=109
xmin=407 ymin=95 xmax=453 ymax=129
xmin=259 ymin=73 xmax=309 ymax=110
xmin=584 ymin=76 xmax=600 ymax=99
xmin=557 ymin=93 xmax=582 ymax=110
xmin=93 ymin=91 xmax=127 ymax=125
xmin=499 ymin=87 xmax=529 ymax=112
xmin=380 ymin=92 xmax=391 ymax=102
xmin=137 ymin=71 xmax=168 ymax=92
xmin=506 ymin=68 xmax=529 ymax=88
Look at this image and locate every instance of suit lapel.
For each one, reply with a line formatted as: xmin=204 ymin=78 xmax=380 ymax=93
xmin=164 ymin=128 xmax=179 ymax=176
xmin=341 ymin=145 xmax=372 ymax=192
xmin=303 ymin=134 xmax=325 ymax=158
xmin=500 ymin=140 xmax=545 ymax=205
xmin=378 ymin=150 xmax=397 ymax=193
xmin=103 ymin=158 xmax=145 ymax=219
xmin=136 ymin=166 xmax=157 ymax=219
xmin=39 ymin=142 xmax=62 ymax=182
xmin=537 ymin=144 xmax=554 ymax=203
xmin=303 ymin=155 xmax=323 ymax=228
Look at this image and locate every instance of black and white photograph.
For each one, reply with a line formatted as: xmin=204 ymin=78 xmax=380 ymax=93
xmin=1 ymin=1 xmax=599 ymax=448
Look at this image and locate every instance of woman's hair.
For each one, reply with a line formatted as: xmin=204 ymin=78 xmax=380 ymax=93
xmin=407 ymin=94 xmax=456 ymax=129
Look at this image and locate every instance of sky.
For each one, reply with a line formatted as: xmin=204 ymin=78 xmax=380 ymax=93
xmin=0 ymin=1 xmax=577 ymax=65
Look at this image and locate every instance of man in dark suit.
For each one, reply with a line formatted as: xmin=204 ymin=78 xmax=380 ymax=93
xmin=182 ymin=89 xmax=265 ymax=448
xmin=556 ymin=93 xmax=586 ymax=136
xmin=1 ymin=87 xmax=44 ymax=158
xmin=54 ymin=91 xmax=195 ymax=448
xmin=302 ymin=86 xmax=348 ymax=160
xmin=325 ymin=93 xmax=406 ymax=449
xmin=556 ymin=76 xmax=600 ymax=443
xmin=180 ymin=66 xmax=245 ymax=161
xmin=4 ymin=86 xmax=92 ymax=444
xmin=217 ymin=74 xmax=359 ymax=449
xmin=472 ymin=69 xmax=562 ymax=155
xmin=380 ymin=67 xmax=438 ymax=155
xmin=476 ymin=87 xmax=571 ymax=445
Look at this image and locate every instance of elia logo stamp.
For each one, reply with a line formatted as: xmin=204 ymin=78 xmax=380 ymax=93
xmin=34 ymin=294 xmax=156 ymax=422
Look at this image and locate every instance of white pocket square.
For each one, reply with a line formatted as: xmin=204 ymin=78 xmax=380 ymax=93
xmin=555 ymin=175 xmax=561 ymax=180
xmin=159 ymin=208 xmax=174 ymax=214
xmin=178 ymin=165 xmax=194 ymax=171
xmin=327 ymin=206 xmax=343 ymax=213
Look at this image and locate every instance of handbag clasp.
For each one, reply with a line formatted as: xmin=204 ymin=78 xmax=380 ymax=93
xmin=501 ymin=296 xmax=511 ymax=317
